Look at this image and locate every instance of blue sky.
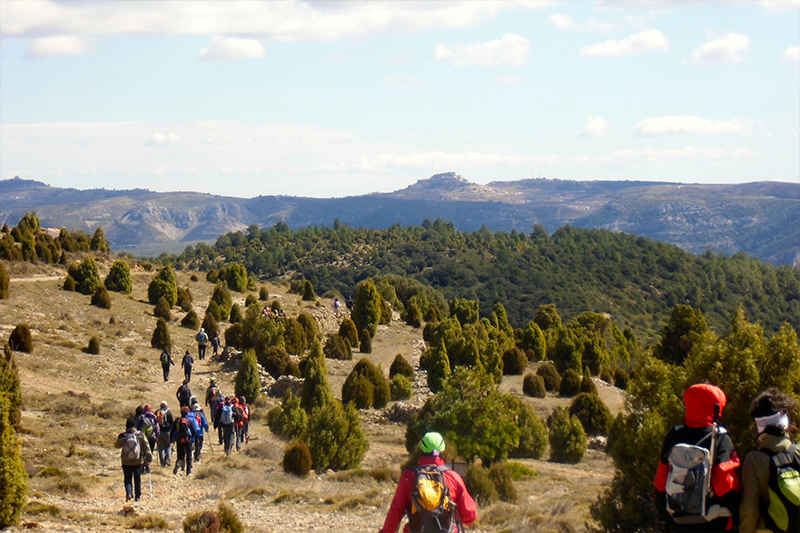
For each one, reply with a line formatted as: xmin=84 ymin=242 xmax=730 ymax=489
xmin=1 ymin=0 xmax=798 ymax=198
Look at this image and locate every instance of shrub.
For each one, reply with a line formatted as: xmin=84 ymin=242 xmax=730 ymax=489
xmin=217 ymin=502 xmax=243 ymax=533
xmin=358 ymin=328 xmax=372 ymax=354
xmin=283 ymin=441 xmax=312 ymax=476
xmin=0 ymin=263 xmax=8 ymax=300
xmin=297 ymin=313 xmax=319 ymax=341
xmin=201 ymin=313 xmax=219 ymax=339
xmin=523 ymin=373 xmax=546 ymax=398
xmin=223 ymin=263 xmax=248 ymax=293
xmin=506 ymin=461 xmax=537 ymax=481
xmin=0 ymin=395 xmax=27 ymax=528
xmin=509 ymin=399 xmax=548 ymax=460
xmin=182 ymin=310 xmax=201 ymax=330
xmin=283 ymin=318 xmax=307 ymax=355
xmin=154 ymin=297 xmax=171 ymax=321
xmin=129 ymin=514 xmax=169 ymax=530
xmin=267 ymin=392 xmax=308 ymax=440
xmin=150 ymin=318 xmax=171 ymax=350
xmin=613 ymin=368 xmax=629 ymax=390
xmin=465 ymin=463 xmax=497 ymax=506
xmin=224 ymin=323 xmax=243 ymax=349
xmin=338 ymin=319 xmax=359 ymax=348
xmin=342 ymin=358 xmax=390 ymax=409
xmin=147 ymin=265 xmax=178 ymax=306
xmin=323 ymin=334 xmax=351 ymax=361
xmin=302 ymin=280 xmax=315 ymax=301
xmin=489 ymin=462 xmax=518 ymax=503
xmin=579 ymin=369 xmax=598 ymax=396
xmin=8 ymin=324 xmax=32 ymax=353
xmin=234 ymin=350 xmax=260 ymax=404
xmin=63 ymin=275 xmax=76 ymax=292
xmin=206 ymin=301 xmax=221 ymax=322
xmin=177 ymin=287 xmax=193 ymax=312
xmin=258 ymin=346 xmax=300 ymax=379
xmin=300 ymin=340 xmax=335 ymax=412
xmin=352 ymin=279 xmax=383 ymax=337
xmin=0 ymin=345 xmax=22 ymax=428
xmin=182 ymin=510 xmax=220 ymax=533
xmin=244 ymin=294 xmax=257 ymax=308
xmin=67 ymin=257 xmax=101 ymax=295
xmin=391 ymin=374 xmax=413 ymax=401
xmin=548 ymin=409 xmax=587 ymax=464
xmin=259 ymin=287 xmax=268 ymax=301
xmin=229 ymin=303 xmax=243 ymax=324
xmin=305 ymin=402 xmax=369 ymax=471
xmin=569 ymin=393 xmax=613 ymax=436
xmin=346 ymin=374 xmax=373 ymax=409
xmin=559 ymin=369 xmax=581 ymax=397
xmin=600 ymin=370 xmax=614 ymax=385
xmin=502 ymin=347 xmax=527 ymax=375
xmin=91 ymin=286 xmax=112 ymax=310
xmin=104 ymin=260 xmax=132 ymax=294
xmin=210 ymin=283 xmax=232 ymax=320
xmin=536 ymin=364 xmax=561 ymax=392
xmin=190 ymin=274 xmax=199 ymax=282
xmin=389 ymin=354 xmax=415 ymax=380
xmin=426 ymin=341 xmax=450 ymax=393
xmin=403 ymin=301 xmax=422 ymax=328
xmin=86 ymin=336 xmax=100 ymax=355
xmin=271 ymin=299 xmax=282 ymax=313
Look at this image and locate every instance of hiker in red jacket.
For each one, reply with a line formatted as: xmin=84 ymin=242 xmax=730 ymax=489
xmin=379 ymin=432 xmax=477 ymax=533
xmin=654 ymin=383 xmax=741 ymax=532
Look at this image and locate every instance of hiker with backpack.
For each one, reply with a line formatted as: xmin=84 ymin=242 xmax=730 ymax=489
xmin=182 ymin=350 xmax=194 ymax=382
xmin=215 ymin=397 xmax=236 ymax=456
xmin=192 ymin=404 xmax=210 ymax=463
xmin=740 ymin=387 xmax=800 ymax=533
xmin=232 ymin=397 xmax=246 ymax=451
xmin=114 ymin=417 xmax=152 ymax=502
xmin=136 ymin=404 xmax=160 ymax=454
xmin=211 ymin=332 xmax=221 ymax=357
xmin=238 ymin=396 xmax=250 ymax=445
xmin=160 ymin=347 xmax=175 ymax=382
xmin=155 ymin=401 xmax=174 ymax=467
xmin=379 ymin=432 xmax=477 ymax=533
xmin=654 ymin=383 xmax=741 ymax=532
xmin=176 ymin=379 xmax=192 ymax=408
xmin=196 ymin=328 xmax=208 ymax=360
xmin=171 ymin=406 xmax=198 ymax=476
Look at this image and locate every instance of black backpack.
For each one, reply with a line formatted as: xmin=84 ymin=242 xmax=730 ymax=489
xmin=761 ymin=445 xmax=800 ymax=532
xmin=177 ymin=417 xmax=193 ymax=444
xmin=406 ymin=465 xmax=456 ymax=533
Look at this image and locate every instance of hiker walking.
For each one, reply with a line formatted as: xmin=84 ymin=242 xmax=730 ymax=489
xmin=192 ymin=404 xmax=209 ymax=463
xmin=159 ymin=347 xmax=175 ymax=382
xmin=333 ymin=297 xmax=341 ymax=317
xmin=196 ymin=328 xmax=208 ymax=360
xmin=210 ymin=332 xmax=221 ymax=357
xmin=379 ymin=432 xmax=477 ymax=533
xmin=740 ymin=387 xmax=800 ymax=533
xmin=114 ymin=417 xmax=152 ymax=502
xmin=215 ymin=397 xmax=236 ymax=456
xmin=171 ymin=406 xmax=198 ymax=476
xmin=654 ymin=383 xmax=741 ymax=532
xmin=346 ymin=296 xmax=354 ymax=311
xmin=238 ymin=396 xmax=250 ymax=445
xmin=181 ymin=350 xmax=194 ymax=382
xmin=232 ymin=397 xmax=246 ymax=451
xmin=155 ymin=401 xmax=174 ymax=467
xmin=135 ymin=404 xmax=160 ymax=454
xmin=176 ymin=379 xmax=192 ymax=408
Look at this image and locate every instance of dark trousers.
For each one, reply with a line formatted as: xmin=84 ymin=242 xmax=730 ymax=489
xmin=174 ymin=441 xmax=193 ymax=475
xmin=122 ymin=464 xmax=143 ymax=500
xmin=194 ymin=435 xmax=204 ymax=461
xmin=222 ymin=424 xmax=234 ymax=455
xmin=198 ymin=344 xmax=206 ymax=360
xmin=184 ymin=365 xmax=192 ymax=382
xmin=162 ymin=363 xmax=170 ymax=382
xmin=156 ymin=432 xmax=172 ymax=467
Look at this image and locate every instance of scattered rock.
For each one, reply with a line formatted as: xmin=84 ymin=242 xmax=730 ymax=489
xmin=588 ymin=436 xmax=608 ymax=451
xmin=269 ymin=375 xmax=304 ymax=398
xmin=382 ymin=402 xmax=419 ymax=423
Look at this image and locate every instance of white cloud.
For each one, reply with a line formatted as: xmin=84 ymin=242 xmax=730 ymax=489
xmin=782 ymin=46 xmax=800 ymax=63
xmin=631 ymin=115 xmax=755 ymax=136
xmin=152 ymin=166 xmax=167 ymax=176
xmin=685 ymin=33 xmax=750 ymax=65
xmin=434 ymin=33 xmax=530 ymax=67
xmin=1 ymin=1 xmax=554 ymax=42
xmin=580 ymin=29 xmax=670 ymax=57
xmin=199 ymin=35 xmax=265 ymax=61
xmin=579 ymin=116 xmax=611 ymax=137
xmin=493 ymin=75 xmax=521 ymax=85
xmin=28 ymin=35 xmax=90 ymax=57
xmin=759 ymin=1 xmax=800 ymax=14
xmin=383 ymin=76 xmax=422 ymax=87
xmin=145 ymin=132 xmax=181 ymax=146
xmin=547 ymin=13 xmax=616 ymax=33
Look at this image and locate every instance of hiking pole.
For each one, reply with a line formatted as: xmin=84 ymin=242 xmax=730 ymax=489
xmin=148 ymin=467 xmax=153 ymax=498
xmin=702 ymin=403 xmax=720 ymax=517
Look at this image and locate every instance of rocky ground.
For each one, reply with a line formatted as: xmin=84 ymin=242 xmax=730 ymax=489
xmin=0 ymin=260 xmax=623 ymax=532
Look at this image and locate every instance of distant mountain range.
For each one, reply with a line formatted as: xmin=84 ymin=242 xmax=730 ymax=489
xmin=1 ymin=173 xmax=798 ymax=266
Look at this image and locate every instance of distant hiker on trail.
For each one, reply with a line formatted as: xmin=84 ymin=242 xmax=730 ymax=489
xmin=160 ymin=347 xmax=175 ymax=382
xmin=205 ymin=379 xmax=220 ymax=407
xmin=155 ymin=401 xmax=174 ymax=468
xmin=182 ymin=350 xmax=194 ymax=382
xmin=740 ymin=387 xmax=800 ymax=533
xmin=210 ymin=332 xmax=221 ymax=357
xmin=333 ymin=298 xmax=341 ymax=317
xmin=192 ymin=404 xmax=209 ymax=463
xmin=262 ymin=306 xmax=271 ymax=319
xmin=215 ymin=397 xmax=236 ymax=456
xmin=176 ymin=380 xmax=192 ymax=408
xmin=196 ymin=328 xmax=208 ymax=360
xmin=346 ymin=296 xmax=354 ymax=311
xmin=654 ymin=383 xmax=741 ymax=532
xmin=114 ymin=417 xmax=152 ymax=503
xmin=232 ymin=397 xmax=248 ymax=450
xmin=379 ymin=432 xmax=477 ymax=533
xmin=171 ymin=406 xmax=198 ymax=476
xmin=136 ymin=404 xmax=160 ymax=454
xmin=238 ymin=395 xmax=250 ymax=445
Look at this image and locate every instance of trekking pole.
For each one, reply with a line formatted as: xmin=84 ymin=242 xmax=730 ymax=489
xmin=702 ymin=403 xmax=720 ymax=517
xmin=148 ymin=468 xmax=153 ymax=498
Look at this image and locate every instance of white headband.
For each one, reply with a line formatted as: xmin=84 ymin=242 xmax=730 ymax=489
xmin=755 ymin=412 xmax=789 ymax=434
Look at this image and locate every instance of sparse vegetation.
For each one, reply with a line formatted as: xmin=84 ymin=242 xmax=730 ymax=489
xmin=0 ymin=262 xmax=8 ymax=299
xmin=8 ymin=324 xmax=32 ymax=353
xmin=86 ymin=336 xmax=100 ymax=355
xmin=104 ymin=260 xmax=133 ymax=294
xmin=522 ymin=373 xmax=546 ymax=398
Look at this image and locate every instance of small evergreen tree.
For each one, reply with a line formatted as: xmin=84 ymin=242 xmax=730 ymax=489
xmin=569 ymin=393 xmax=613 ymax=436
xmin=548 ymin=408 xmax=587 ymax=464
xmin=509 ymin=399 xmax=548 ymax=459
xmin=234 ymin=349 xmax=260 ymax=403
xmin=352 ymin=279 xmax=383 ymax=337
xmin=153 ymin=297 xmax=171 ymax=320
xmin=283 ymin=318 xmax=307 ymax=355
xmin=323 ymin=334 xmax=351 ymax=360
xmin=176 ymin=286 xmax=193 ymax=312
xmin=229 ymin=303 xmax=244 ymax=324
xmin=8 ymin=325 xmax=32 ymax=354
xmin=305 ymin=402 xmax=369 ymax=471
xmin=0 ymin=344 xmax=22 ymax=428
xmin=297 ymin=313 xmax=320 ymax=341
xmin=205 ymin=300 xmax=221 ymax=322
xmin=224 ymin=323 xmax=243 ymax=349
xmin=523 ymin=373 xmax=546 ymax=398
xmin=521 ymin=321 xmax=546 ymax=361
xmin=579 ymin=367 xmax=598 ymax=395
xmin=210 ymin=282 xmax=232 ymax=320
xmin=244 ymin=294 xmax=257 ymax=307
xmin=62 ymin=275 xmax=76 ymax=292
xmin=426 ymin=340 xmax=451 ymax=393
xmin=0 ymin=262 xmax=9 ymax=299
xmin=302 ymin=280 xmax=315 ymax=301
xmin=181 ymin=310 xmax=201 ymax=330
xmin=150 ymin=318 xmax=171 ymax=350
xmin=259 ymin=286 xmax=268 ymax=301
xmin=342 ymin=358 xmax=390 ymax=409
xmin=613 ymin=368 xmax=629 ymax=390
xmin=283 ymin=441 xmax=312 ymax=477
xmin=465 ymin=463 xmax=498 ymax=506
xmin=536 ymin=364 xmax=561 ymax=392
xmin=338 ymin=318 xmax=359 ymax=348
xmin=147 ymin=265 xmax=178 ymax=306
xmin=89 ymin=226 xmax=108 ymax=252
xmin=202 ymin=312 xmax=219 ymax=339
xmin=404 ymin=301 xmax=422 ymax=328
xmin=68 ymin=257 xmax=101 ymax=295
xmin=559 ymin=369 xmax=581 ymax=397
xmin=300 ymin=340 xmax=335 ymax=412
xmin=91 ymin=286 xmax=112 ymax=310
xmin=389 ymin=354 xmax=415 ymax=380
xmin=259 ymin=346 xmax=300 ymax=379
xmin=224 ymin=262 xmax=248 ymax=293
xmin=104 ymin=260 xmax=132 ymax=294
xmin=86 ymin=335 xmax=101 ymax=355
xmin=359 ymin=328 xmax=372 ymax=354
xmin=502 ymin=347 xmax=527 ymax=375
xmin=391 ymin=374 xmax=413 ymax=400
xmin=267 ymin=391 xmax=308 ymax=440
xmin=0 ymin=395 xmax=27 ymax=528
xmin=271 ymin=299 xmax=282 ymax=313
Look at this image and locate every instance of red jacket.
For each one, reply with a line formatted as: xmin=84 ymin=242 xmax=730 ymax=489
xmin=380 ymin=456 xmax=477 ymax=533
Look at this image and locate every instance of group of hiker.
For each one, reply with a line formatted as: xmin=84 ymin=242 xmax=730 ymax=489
xmin=654 ymin=384 xmax=799 ymax=533
xmin=159 ymin=328 xmax=221 ymax=383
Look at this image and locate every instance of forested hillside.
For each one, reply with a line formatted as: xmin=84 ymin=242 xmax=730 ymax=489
xmin=161 ymin=220 xmax=800 ymax=343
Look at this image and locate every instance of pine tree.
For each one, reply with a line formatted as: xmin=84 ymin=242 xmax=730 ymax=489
xmin=235 ymin=350 xmax=260 ymax=403
xmin=352 ymin=280 xmax=383 ymax=338
xmin=104 ymin=260 xmax=132 ymax=294
xmin=300 ymin=339 xmax=334 ymax=412
xmin=68 ymin=256 xmax=101 ymax=295
xmin=0 ymin=395 xmax=27 ymax=528
xmin=427 ymin=340 xmax=451 ymax=393
xmin=150 ymin=318 xmax=171 ymax=350
xmin=147 ymin=265 xmax=178 ymax=306
xmin=89 ymin=226 xmax=108 ymax=252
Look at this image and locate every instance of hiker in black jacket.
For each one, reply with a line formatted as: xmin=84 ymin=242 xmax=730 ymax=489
xmin=176 ymin=380 xmax=192 ymax=408
xmin=159 ymin=348 xmax=175 ymax=382
xmin=181 ymin=350 xmax=194 ymax=382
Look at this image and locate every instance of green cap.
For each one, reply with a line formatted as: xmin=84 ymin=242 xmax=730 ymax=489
xmin=420 ymin=432 xmax=445 ymax=453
